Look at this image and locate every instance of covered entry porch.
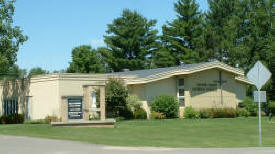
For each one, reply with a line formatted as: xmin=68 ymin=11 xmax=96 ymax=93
xmin=52 ymin=82 xmax=115 ymax=127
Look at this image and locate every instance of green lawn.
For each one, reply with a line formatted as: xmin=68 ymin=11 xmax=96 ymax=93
xmin=0 ymin=117 xmax=274 ymax=147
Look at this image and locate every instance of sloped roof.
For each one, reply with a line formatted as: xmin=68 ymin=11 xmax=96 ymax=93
xmin=111 ymin=62 xmax=208 ymax=78
xmin=26 ymin=61 xmax=251 ymax=85
xmin=106 ymin=61 xmax=248 ymax=84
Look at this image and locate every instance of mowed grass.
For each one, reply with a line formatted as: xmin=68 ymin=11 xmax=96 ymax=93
xmin=0 ymin=117 xmax=274 ymax=147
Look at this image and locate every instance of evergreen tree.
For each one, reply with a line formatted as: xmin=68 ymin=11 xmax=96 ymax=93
xmin=206 ymin=0 xmax=273 ymax=100
xmin=270 ymin=52 xmax=275 ymax=101
xmin=104 ymin=9 xmax=159 ymax=72
xmin=206 ymin=0 xmax=240 ymax=64
xmin=152 ymin=48 xmax=176 ymax=68
xmin=67 ymin=45 xmax=105 ymax=73
xmin=162 ymin=0 xmax=205 ymax=65
xmin=239 ymin=0 xmax=272 ymax=70
xmin=206 ymin=0 xmax=273 ymax=70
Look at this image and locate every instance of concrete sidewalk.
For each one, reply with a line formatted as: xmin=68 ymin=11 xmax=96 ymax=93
xmin=0 ymin=135 xmax=274 ymax=154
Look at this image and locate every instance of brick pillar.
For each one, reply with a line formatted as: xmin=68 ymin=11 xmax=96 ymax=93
xmin=83 ymin=86 xmax=90 ymax=121
xmin=61 ymin=97 xmax=68 ymax=122
xmin=100 ymin=86 xmax=106 ymax=121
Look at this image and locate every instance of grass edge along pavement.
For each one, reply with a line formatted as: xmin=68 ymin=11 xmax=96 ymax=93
xmin=0 ymin=117 xmax=274 ymax=148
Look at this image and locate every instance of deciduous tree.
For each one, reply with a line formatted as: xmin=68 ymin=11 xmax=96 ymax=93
xmin=28 ymin=67 xmax=48 ymax=77
xmin=0 ymin=0 xmax=27 ymax=74
xmin=67 ymin=45 xmax=106 ymax=73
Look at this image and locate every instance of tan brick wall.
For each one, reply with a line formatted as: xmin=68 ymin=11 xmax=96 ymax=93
xmin=129 ymin=69 xmax=247 ymax=118
xmin=100 ymin=86 xmax=105 ymax=121
xmin=184 ymin=69 xmax=240 ymax=109
xmin=83 ymin=86 xmax=90 ymax=121
xmin=61 ymin=97 xmax=68 ymax=122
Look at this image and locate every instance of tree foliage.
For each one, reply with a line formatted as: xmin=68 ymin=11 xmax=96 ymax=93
xmin=67 ymin=45 xmax=106 ymax=73
xmin=104 ymin=9 xmax=159 ymax=71
xmin=0 ymin=0 xmax=27 ymax=74
xmin=105 ymin=78 xmax=130 ymax=118
xmin=150 ymin=94 xmax=179 ymax=118
xmin=0 ymin=64 xmax=26 ymax=80
xmin=64 ymin=1 xmax=274 ymax=100
xmin=152 ymin=48 xmax=176 ymax=68
xmin=28 ymin=67 xmax=48 ymax=77
xmin=206 ymin=0 xmax=273 ymax=70
xmin=205 ymin=0 xmax=273 ymax=100
xmin=162 ymin=0 xmax=206 ymax=64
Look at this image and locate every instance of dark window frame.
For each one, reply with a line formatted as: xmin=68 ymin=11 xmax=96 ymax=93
xmin=3 ymin=98 xmax=18 ymax=115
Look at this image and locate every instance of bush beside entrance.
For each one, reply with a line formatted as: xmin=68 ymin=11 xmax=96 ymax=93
xmin=106 ymin=79 xmax=147 ymax=120
xmin=150 ymin=94 xmax=179 ymax=118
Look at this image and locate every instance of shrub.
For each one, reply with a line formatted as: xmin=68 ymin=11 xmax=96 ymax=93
xmin=184 ymin=107 xmax=198 ymax=119
xmin=150 ymin=111 xmax=166 ymax=119
xmin=105 ymin=78 xmax=129 ymax=118
xmin=115 ymin=116 xmax=126 ymax=122
xmin=211 ymin=108 xmax=237 ymax=118
xmin=0 ymin=114 xmax=25 ymax=124
xmin=150 ymin=94 xmax=179 ymax=118
xmin=268 ymin=101 xmax=275 ymax=114
xmin=236 ymin=108 xmax=249 ymax=117
xmin=44 ymin=115 xmax=60 ymax=124
xmin=133 ymin=107 xmax=147 ymax=119
xmin=198 ymin=108 xmax=237 ymax=118
xmin=126 ymin=95 xmax=142 ymax=111
xmin=24 ymin=119 xmax=46 ymax=124
xmin=239 ymin=97 xmax=257 ymax=116
xmin=198 ymin=109 xmax=213 ymax=119
xmin=119 ymin=108 xmax=133 ymax=119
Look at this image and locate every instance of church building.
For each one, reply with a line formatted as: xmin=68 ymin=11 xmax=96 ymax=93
xmin=0 ymin=61 xmax=252 ymax=121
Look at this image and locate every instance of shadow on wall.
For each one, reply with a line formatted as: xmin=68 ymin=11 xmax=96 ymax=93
xmin=1 ymin=78 xmax=31 ymax=117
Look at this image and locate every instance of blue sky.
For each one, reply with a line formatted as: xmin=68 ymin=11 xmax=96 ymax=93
xmin=14 ymin=0 xmax=209 ymax=72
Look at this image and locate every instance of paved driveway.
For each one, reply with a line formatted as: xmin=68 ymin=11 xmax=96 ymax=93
xmin=0 ymin=135 xmax=274 ymax=154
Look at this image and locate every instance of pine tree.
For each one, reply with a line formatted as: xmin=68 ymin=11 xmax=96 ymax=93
xmin=152 ymin=48 xmax=176 ymax=68
xmin=104 ymin=9 xmax=159 ymax=72
xmin=206 ymin=0 xmax=273 ymax=70
xmin=162 ymin=0 xmax=205 ymax=65
xmin=206 ymin=0 xmax=240 ymax=64
xmin=240 ymin=0 xmax=273 ymax=71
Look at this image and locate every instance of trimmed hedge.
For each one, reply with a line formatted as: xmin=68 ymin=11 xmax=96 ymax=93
xmin=211 ymin=108 xmax=237 ymax=118
xmin=0 ymin=114 xmax=25 ymax=124
xmin=185 ymin=108 xmax=239 ymax=119
xmin=150 ymin=94 xmax=179 ymax=118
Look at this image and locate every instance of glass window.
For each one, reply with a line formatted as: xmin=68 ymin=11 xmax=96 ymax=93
xmin=179 ymin=89 xmax=185 ymax=97
xmin=3 ymin=99 xmax=18 ymax=115
xmin=179 ymin=79 xmax=184 ymax=86
xmin=178 ymin=78 xmax=185 ymax=106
